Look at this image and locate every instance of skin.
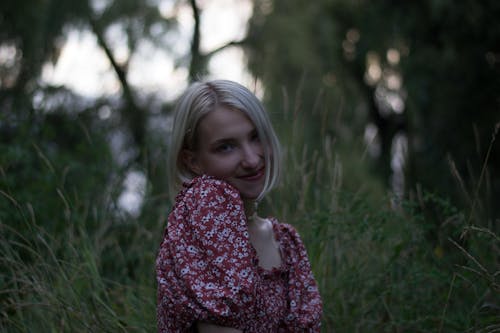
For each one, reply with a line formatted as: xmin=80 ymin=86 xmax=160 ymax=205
xmin=183 ymin=107 xmax=282 ymax=333
xmin=183 ymin=107 xmax=266 ymax=201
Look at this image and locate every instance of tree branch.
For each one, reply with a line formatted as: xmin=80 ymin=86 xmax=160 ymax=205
xmin=89 ymin=17 xmax=136 ymax=109
xmin=88 ymin=16 xmax=146 ymax=161
xmin=187 ymin=0 xmax=250 ymax=80
xmin=188 ymin=0 xmax=202 ymax=81
xmin=203 ymin=38 xmax=248 ymax=59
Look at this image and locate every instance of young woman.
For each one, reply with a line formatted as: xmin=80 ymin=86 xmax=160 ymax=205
xmin=156 ymin=80 xmax=322 ymax=332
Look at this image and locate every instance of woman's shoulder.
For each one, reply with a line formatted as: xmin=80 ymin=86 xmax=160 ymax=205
xmin=271 ymin=218 xmax=309 ymax=253
xmin=271 ymin=218 xmax=300 ymax=237
xmin=178 ymin=175 xmax=241 ymax=204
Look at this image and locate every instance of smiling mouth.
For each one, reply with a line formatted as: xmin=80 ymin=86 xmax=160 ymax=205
xmin=238 ymin=167 xmax=265 ymax=181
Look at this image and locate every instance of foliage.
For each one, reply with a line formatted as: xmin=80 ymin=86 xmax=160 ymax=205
xmin=1 ymin=108 xmax=498 ymax=331
xmin=1 ymin=0 xmax=498 ymax=332
xmin=1 ymin=219 xmax=156 ymax=332
xmin=262 ymin=110 xmax=499 ymax=332
xmin=0 ymin=0 xmax=92 ymax=94
xmin=247 ymin=0 xmax=500 ymax=222
xmin=0 ymin=106 xmax=159 ymax=331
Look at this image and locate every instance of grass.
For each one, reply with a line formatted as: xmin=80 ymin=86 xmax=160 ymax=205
xmin=0 ymin=114 xmax=498 ymax=332
xmin=0 ymin=203 xmax=156 ymax=332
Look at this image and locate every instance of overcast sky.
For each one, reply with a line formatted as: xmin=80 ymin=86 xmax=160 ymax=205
xmin=41 ymin=0 xmax=255 ymax=101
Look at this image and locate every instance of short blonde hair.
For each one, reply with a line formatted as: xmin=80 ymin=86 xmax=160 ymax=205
xmin=167 ymin=79 xmax=282 ymax=201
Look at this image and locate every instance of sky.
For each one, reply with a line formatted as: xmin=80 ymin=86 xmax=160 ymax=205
xmin=41 ymin=0 xmax=255 ymax=102
xmin=39 ymin=0 xmax=256 ymax=216
xmin=36 ymin=0 xmax=409 ymax=215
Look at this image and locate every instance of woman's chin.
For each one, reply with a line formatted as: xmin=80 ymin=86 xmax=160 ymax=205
xmin=239 ymin=187 xmax=264 ymax=201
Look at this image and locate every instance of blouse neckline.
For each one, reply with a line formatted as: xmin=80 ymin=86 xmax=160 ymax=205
xmin=252 ymin=217 xmax=288 ymax=277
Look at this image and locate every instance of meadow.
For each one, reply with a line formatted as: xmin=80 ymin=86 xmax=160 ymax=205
xmin=0 ymin=111 xmax=498 ymax=332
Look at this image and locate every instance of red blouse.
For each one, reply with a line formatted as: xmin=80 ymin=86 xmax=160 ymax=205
xmin=156 ymin=175 xmax=322 ymax=332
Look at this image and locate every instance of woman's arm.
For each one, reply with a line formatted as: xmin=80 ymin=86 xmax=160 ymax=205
xmin=197 ymin=322 xmax=242 ymax=333
xmin=159 ymin=177 xmax=257 ymax=330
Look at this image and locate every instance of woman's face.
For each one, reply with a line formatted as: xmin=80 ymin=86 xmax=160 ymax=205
xmin=183 ymin=107 xmax=266 ymax=200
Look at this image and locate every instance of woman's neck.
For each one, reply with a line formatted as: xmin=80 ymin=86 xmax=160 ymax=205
xmin=243 ymin=199 xmax=257 ymax=222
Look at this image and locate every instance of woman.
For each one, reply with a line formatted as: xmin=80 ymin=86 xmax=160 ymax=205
xmin=156 ymin=79 xmax=322 ymax=332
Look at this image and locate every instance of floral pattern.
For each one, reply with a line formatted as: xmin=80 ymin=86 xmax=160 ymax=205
xmin=156 ymin=175 xmax=322 ymax=332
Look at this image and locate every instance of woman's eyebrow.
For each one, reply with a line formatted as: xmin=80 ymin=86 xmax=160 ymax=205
xmin=207 ymin=127 xmax=257 ymax=146
xmin=209 ymin=137 xmax=235 ymax=146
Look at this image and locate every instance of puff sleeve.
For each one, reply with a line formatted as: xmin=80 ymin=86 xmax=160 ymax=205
xmin=279 ymin=223 xmax=323 ymax=332
xmin=156 ymin=176 xmax=258 ymax=332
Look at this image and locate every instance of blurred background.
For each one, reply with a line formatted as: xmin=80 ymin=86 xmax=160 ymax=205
xmin=1 ymin=0 xmax=499 ymax=331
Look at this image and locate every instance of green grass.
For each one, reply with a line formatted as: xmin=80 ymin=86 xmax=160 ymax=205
xmin=265 ymin=118 xmax=499 ymax=332
xmin=0 ymin=114 xmax=498 ymax=332
xmin=0 ymin=203 xmax=156 ymax=332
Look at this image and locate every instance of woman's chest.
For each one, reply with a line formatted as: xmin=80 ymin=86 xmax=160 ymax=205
xmin=251 ymin=275 xmax=288 ymax=330
xmin=247 ymin=218 xmax=283 ymax=270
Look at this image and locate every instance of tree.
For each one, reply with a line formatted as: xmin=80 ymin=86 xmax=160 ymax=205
xmin=246 ymin=0 xmax=500 ymax=222
xmin=0 ymin=0 xmax=92 ymax=109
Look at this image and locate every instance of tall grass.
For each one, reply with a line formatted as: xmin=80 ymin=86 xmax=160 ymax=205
xmin=0 ymin=193 xmax=156 ymax=332
xmin=0 ymin=111 xmax=498 ymax=332
xmin=263 ymin=103 xmax=499 ymax=331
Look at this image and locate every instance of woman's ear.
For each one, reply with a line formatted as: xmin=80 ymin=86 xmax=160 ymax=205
xmin=181 ymin=149 xmax=202 ymax=175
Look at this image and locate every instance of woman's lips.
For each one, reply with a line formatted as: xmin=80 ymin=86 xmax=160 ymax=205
xmin=238 ymin=167 xmax=265 ymax=181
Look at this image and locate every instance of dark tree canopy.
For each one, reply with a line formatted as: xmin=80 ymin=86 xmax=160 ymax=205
xmin=1 ymin=1 xmax=498 ymax=332
xmin=247 ymin=0 xmax=500 ymax=222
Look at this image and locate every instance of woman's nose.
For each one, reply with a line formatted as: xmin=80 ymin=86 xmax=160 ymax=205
xmin=241 ymin=144 xmax=261 ymax=168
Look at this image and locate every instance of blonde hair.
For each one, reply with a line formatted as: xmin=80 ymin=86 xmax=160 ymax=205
xmin=167 ymin=79 xmax=282 ymax=201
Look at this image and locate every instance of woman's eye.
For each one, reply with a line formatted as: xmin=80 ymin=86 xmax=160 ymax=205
xmin=216 ymin=143 xmax=234 ymax=153
xmin=250 ymin=131 xmax=260 ymax=142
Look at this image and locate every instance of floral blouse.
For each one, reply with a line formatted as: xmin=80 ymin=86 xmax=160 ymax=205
xmin=156 ymin=175 xmax=322 ymax=332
